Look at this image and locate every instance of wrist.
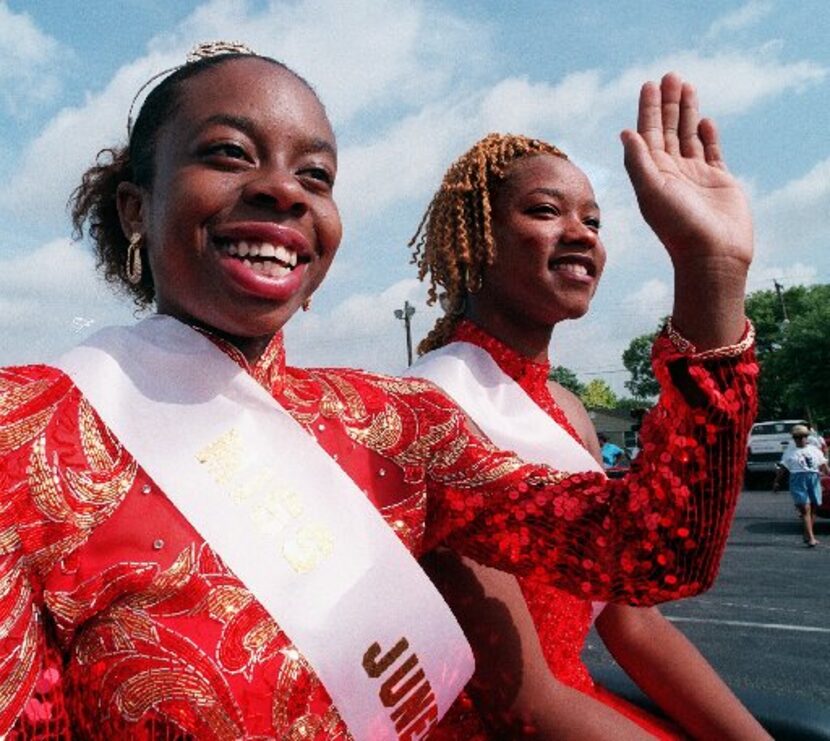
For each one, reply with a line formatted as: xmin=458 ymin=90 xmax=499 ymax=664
xmin=663 ymin=316 xmax=754 ymax=359
xmin=671 ymin=260 xmax=748 ymax=351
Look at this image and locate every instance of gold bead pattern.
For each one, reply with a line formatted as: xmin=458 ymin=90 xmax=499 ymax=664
xmin=664 ymin=317 xmax=755 ymax=359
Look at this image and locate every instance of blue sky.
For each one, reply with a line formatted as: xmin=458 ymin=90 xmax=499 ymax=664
xmin=1 ymin=0 xmax=828 ymax=392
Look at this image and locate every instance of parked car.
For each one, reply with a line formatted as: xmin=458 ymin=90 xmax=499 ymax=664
xmin=818 ymin=473 xmax=830 ymax=518
xmin=745 ymin=419 xmax=808 ymax=484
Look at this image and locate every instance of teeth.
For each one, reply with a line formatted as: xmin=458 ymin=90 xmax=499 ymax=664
xmin=275 ymin=245 xmax=293 ymax=266
xmin=218 ymin=238 xmax=300 ymax=269
xmin=553 ymin=262 xmax=589 ymax=277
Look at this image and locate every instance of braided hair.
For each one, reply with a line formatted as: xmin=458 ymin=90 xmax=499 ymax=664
xmin=409 ymin=133 xmax=566 ymax=354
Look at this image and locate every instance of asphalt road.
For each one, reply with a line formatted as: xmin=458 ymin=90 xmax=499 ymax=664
xmin=584 ymin=485 xmax=830 ymax=705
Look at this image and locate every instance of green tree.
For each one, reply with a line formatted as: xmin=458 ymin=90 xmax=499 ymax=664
xmin=580 ymin=378 xmax=618 ymax=409
xmin=548 ymin=365 xmax=584 ymax=395
xmin=622 ymin=332 xmax=659 ymax=399
xmin=615 ymin=396 xmax=652 ymax=413
xmin=745 ymin=283 xmax=830 ymax=426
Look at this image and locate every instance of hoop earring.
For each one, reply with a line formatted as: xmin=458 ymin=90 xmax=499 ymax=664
xmin=126 ymin=233 xmax=143 ymax=285
xmin=302 ymin=297 xmax=312 ymax=312
xmin=466 ymin=272 xmax=482 ymax=295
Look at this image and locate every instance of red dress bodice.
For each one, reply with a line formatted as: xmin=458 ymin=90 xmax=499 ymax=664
xmin=448 ymin=320 xmax=687 ymax=738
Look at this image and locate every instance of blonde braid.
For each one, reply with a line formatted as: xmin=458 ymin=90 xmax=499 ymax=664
xmin=409 ymin=133 xmax=566 ymax=354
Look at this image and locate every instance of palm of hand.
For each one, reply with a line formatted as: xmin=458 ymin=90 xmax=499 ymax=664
xmin=640 ymin=149 xmax=753 ymax=268
xmin=624 ymin=75 xmax=753 ymax=270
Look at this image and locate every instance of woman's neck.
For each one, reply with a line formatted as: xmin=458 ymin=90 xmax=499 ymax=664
xmin=158 ymin=311 xmax=275 ymax=366
xmin=464 ymin=304 xmax=553 ymax=363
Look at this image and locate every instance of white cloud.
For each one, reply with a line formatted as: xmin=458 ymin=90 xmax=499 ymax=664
xmin=0 ymin=50 xmax=182 ymax=223
xmin=285 ymin=278 xmax=441 ymax=372
xmin=336 ymin=98 xmax=483 ymax=226
xmin=0 ymin=240 xmax=135 ymax=365
xmin=705 ymin=0 xmax=775 ymax=39
xmin=336 ymin=46 xmax=826 ymax=229
xmin=155 ymin=0 xmax=484 ymax=125
xmin=753 ymin=155 xmax=830 ymax=271
xmin=0 ymin=1 xmax=66 ymax=116
xmin=0 ymin=0 xmax=485 ymax=233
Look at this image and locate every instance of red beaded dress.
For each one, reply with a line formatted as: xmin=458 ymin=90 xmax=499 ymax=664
xmin=446 ymin=320 xmax=692 ymax=738
xmin=0 ymin=325 xmax=757 ymax=739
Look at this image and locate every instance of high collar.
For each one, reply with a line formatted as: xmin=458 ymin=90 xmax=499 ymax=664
xmin=196 ymin=327 xmax=287 ymax=393
xmin=452 ymin=319 xmax=552 ymax=392
xmin=450 ymin=319 xmax=584 ymax=446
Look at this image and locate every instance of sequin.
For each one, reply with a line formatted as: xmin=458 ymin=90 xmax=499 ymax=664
xmin=443 ymin=320 xmax=758 ymax=736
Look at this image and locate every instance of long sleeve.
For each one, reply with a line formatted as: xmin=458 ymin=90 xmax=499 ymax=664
xmin=424 ymin=332 xmax=758 ymax=605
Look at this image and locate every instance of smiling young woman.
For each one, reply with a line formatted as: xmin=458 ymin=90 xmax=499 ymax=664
xmin=408 ymin=105 xmax=767 ymax=736
xmin=0 ymin=47 xmax=759 ymax=739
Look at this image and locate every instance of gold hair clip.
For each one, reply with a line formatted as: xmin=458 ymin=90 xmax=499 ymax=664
xmin=127 ymin=41 xmax=257 ymax=138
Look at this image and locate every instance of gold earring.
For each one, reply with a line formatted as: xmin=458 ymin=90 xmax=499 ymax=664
xmin=466 ymin=273 xmax=482 ymax=295
xmin=302 ymin=297 xmax=312 ymax=312
xmin=126 ymin=233 xmax=143 ymax=285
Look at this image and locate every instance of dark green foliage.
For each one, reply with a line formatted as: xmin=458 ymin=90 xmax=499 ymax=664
xmin=622 ymin=332 xmax=659 ymax=399
xmin=747 ymin=284 xmax=830 ymax=427
xmin=548 ymin=365 xmax=584 ymax=395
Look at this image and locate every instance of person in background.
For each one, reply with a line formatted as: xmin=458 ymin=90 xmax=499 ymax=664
xmin=774 ymin=424 xmax=828 ymax=547
xmin=598 ymin=432 xmax=626 ymax=469
xmin=408 ymin=73 xmax=767 ymax=738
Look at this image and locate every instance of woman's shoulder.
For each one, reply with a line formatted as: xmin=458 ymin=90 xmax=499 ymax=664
xmin=0 ymin=363 xmax=77 ymax=420
xmin=545 ymin=379 xmax=602 ymax=461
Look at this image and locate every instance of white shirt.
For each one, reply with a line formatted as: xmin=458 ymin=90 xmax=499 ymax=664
xmin=780 ymin=444 xmax=827 ymax=473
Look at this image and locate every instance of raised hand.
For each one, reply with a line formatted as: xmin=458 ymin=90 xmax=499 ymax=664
xmin=621 ymin=73 xmax=753 ymax=349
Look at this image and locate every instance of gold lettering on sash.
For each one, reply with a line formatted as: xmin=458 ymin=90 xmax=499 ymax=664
xmin=283 ymin=523 xmax=335 ymax=574
xmin=195 ymin=427 xmax=243 ymax=484
xmin=196 ymin=427 xmax=333 ymax=573
xmin=362 ymin=638 xmax=439 ymax=739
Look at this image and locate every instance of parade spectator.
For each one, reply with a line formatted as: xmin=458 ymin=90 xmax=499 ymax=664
xmin=775 ymin=424 xmax=829 ymax=547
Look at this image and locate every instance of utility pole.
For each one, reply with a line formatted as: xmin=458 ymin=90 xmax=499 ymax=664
xmin=394 ymin=300 xmax=416 ymax=367
xmin=773 ymin=280 xmax=790 ymax=323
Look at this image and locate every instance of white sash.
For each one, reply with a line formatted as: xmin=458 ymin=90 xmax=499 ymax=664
xmin=407 ymin=341 xmax=607 ymax=621
xmin=407 ymin=342 xmax=604 ymax=475
xmin=58 ymin=316 xmax=473 ymax=741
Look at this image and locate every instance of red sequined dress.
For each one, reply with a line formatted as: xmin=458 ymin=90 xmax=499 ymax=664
xmin=0 ymin=326 xmax=757 ymax=739
xmin=448 ymin=320 xmax=694 ymax=738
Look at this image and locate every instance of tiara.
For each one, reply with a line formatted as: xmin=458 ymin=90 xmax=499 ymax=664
xmin=186 ymin=41 xmax=255 ymax=63
xmin=127 ymin=41 xmax=257 ymax=137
